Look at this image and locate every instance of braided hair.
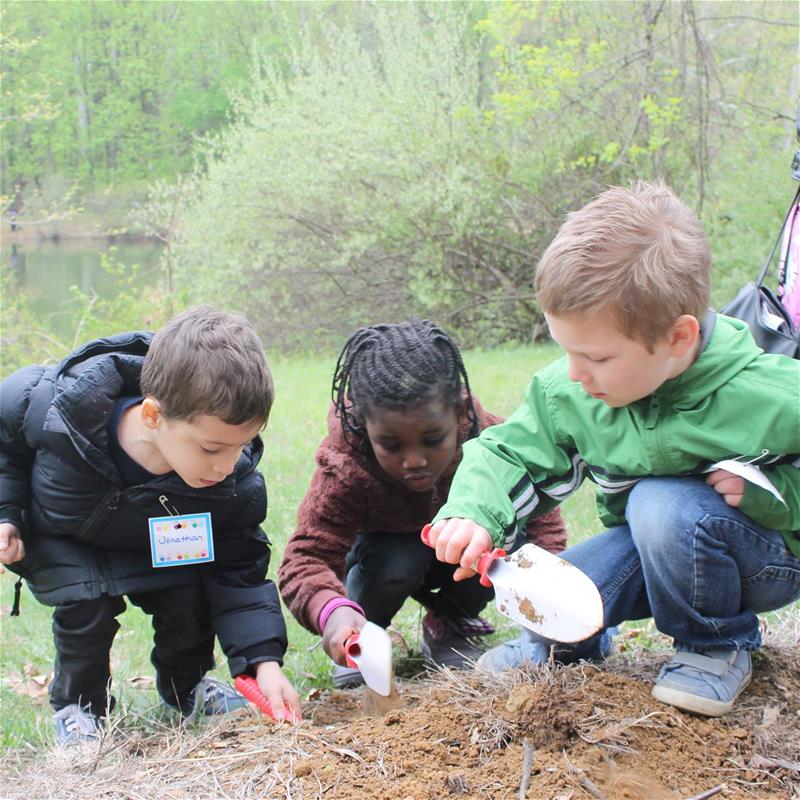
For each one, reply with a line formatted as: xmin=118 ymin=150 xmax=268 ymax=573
xmin=331 ymin=319 xmax=479 ymax=455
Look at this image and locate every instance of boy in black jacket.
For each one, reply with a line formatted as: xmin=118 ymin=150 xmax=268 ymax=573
xmin=0 ymin=306 xmax=300 ymax=744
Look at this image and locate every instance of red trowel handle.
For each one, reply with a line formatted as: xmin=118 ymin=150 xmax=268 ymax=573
xmin=234 ymin=675 xmax=299 ymax=722
xmin=344 ymin=632 xmax=361 ymax=669
xmin=420 ymin=524 xmax=433 ymax=546
xmin=235 ymin=675 xmax=275 ymax=718
xmin=474 ymin=547 xmax=506 ymax=587
xmin=421 ymin=524 xmax=505 ymax=587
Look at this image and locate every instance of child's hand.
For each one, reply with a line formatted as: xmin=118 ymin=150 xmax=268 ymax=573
xmin=706 ymin=468 xmax=745 ymax=507
xmin=254 ymin=661 xmax=302 ymax=722
xmin=0 ymin=523 xmax=24 ymax=573
xmin=426 ymin=518 xmax=493 ymax=581
xmin=322 ymin=606 xmax=366 ymax=664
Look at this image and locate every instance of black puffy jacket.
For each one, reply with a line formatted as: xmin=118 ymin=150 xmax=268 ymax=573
xmin=0 ymin=332 xmax=287 ymax=676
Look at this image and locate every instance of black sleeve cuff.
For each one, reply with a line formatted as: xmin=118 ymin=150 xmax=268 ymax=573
xmin=229 ymin=641 xmax=285 ymax=677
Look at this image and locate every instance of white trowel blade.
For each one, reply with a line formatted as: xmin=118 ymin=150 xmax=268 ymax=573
xmin=489 ymin=544 xmax=604 ymax=643
xmin=348 ymin=621 xmax=393 ymax=696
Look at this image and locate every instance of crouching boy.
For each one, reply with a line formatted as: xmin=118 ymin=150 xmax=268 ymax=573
xmin=0 ymin=306 xmax=301 ymax=744
xmin=427 ymin=182 xmax=800 ymax=717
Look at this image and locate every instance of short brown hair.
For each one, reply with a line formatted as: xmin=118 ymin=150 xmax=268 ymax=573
xmin=535 ymin=182 xmax=710 ymax=347
xmin=141 ymin=306 xmax=274 ymax=425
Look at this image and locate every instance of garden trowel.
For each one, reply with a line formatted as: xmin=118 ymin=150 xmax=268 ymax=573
xmin=345 ymin=622 xmax=400 ymax=713
xmin=421 ymin=525 xmax=604 ymax=643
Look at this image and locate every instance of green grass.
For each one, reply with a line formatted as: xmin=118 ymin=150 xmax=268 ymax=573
xmin=1 ymin=342 xmax=796 ymax=751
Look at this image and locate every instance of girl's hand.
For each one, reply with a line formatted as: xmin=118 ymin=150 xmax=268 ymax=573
xmin=426 ymin=518 xmax=493 ymax=581
xmin=254 ymin=661 xmax=302 ymax=722
xmin=322 ymin=606 xmax=366 ymax=664
xmin=0 ymin=523 xmax=24 ymax=573
xmin=706 ymin=468 xmax=745 ymax=508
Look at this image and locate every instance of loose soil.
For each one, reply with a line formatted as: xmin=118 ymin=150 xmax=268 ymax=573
xmin=2 ymin=646 xmax=798 ymax=800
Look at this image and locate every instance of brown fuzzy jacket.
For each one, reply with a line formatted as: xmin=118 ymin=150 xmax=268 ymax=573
xmin=278 ymin=398 xmax=568 ymax=634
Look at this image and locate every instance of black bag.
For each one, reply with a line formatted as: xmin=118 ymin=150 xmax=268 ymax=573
xmin=720 ymin=185 xmax=800 ymax=358
xmin=720 ymin=281 xmax=799 ymax=358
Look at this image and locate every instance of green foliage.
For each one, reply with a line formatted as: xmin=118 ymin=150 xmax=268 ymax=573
xmin=0 ymin=0 xmax=296 ymax=197
xmin=159 ymin=1 xmax=798 ymax=350
xmin=167 ymin=4 xmax=524 ymax=349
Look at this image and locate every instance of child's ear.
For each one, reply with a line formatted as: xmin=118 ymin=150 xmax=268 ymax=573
xmin=140 ymin=397 xmax=162 ymax=430
xmin=455 ymin=397 xmax=468 ymax=423
xmin=667 ymin=314 xmax=701 ymax=357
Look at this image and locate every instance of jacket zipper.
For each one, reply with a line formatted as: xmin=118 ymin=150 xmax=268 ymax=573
xmin=76 ymin=486 xmax=123 ymax=543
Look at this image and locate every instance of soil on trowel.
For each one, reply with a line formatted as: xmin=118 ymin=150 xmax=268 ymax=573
xmin=2 ymin=646 xmax=799 ymax=800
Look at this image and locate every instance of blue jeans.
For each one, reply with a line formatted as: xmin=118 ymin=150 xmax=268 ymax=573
xmin=553 ymin=477 xmax=800 ymax=655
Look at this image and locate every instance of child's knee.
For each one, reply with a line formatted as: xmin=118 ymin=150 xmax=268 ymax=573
xmin=627 ymin=477 xmax=714 ymax=552
xmin=349 ymin=545 xmax=425 ymax=594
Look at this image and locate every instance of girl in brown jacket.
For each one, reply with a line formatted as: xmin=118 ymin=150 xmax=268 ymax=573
xmin=278 ymin=320 xmax=566 ymax=686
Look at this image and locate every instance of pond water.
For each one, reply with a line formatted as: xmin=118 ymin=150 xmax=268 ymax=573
xmin=2 ymin=238 xmax=163 ymax=337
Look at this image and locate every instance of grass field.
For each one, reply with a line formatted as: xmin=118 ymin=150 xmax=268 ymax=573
xmin=1 ymin=342 xmax=796 ymax=752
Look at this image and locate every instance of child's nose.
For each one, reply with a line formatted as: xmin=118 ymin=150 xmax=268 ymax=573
xmin=214 ymin=452 xmax=239 ymax=477
xmin=567 ymin=356 xmax=586 ymax=383
xmin=402 ymin=450 xmax=428 ymax=470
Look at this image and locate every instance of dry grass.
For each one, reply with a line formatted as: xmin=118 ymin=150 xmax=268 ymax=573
xmin=2 ymin=613 xmax=798 ymax=800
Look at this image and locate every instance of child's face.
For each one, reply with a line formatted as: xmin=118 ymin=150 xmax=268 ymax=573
xmin=149 ymin=408 xmax=263 ymax=489
xmin=545 ymin=308 xmax=697 ymax=408
xmin=364 ymin=399 xmax=462 ymax=492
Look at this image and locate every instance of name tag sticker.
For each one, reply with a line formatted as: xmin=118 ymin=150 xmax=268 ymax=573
xmin=148 ymin=513 xmax=215 ymax=568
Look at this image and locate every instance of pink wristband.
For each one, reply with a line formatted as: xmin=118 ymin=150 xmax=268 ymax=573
xmin=318 ymin=597 xmax=365 ymax=633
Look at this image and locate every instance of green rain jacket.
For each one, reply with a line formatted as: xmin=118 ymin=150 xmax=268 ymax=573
xmin=434 ymin=314 xmax=800 ymax=557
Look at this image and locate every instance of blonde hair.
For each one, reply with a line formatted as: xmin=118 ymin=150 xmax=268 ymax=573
xmin=535 ymin=182 xmax=710 ymax=348
xmin=141 ymin=306 xmax=274 ymax=425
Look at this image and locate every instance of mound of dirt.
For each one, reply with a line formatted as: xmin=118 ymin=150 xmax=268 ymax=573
xmin=3 ymin=647 xmax=799 ymax=800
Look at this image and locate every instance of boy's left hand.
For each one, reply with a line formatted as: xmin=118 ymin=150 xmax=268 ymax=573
xmin=706 ymin=468 xmax=745 ymax=507
xmin=254 ymin=661 xmax=302 ymax=722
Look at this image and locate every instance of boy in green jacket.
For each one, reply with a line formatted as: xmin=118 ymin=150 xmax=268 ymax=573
xmin=427 ymin=182 xmax=800 ymax=717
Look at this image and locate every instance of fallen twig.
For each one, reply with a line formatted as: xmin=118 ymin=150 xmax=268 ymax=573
xmin=683 ymin=784 xmax=726 ymax=800
xmin=518 ymin=738 xmax=533 ymax=799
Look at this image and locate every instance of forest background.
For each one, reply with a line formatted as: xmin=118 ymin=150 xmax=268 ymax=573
xmin=2 ymin=0 xmax=798 ymax=364
xmin=0 ymin=0 xmax=798 ymax=753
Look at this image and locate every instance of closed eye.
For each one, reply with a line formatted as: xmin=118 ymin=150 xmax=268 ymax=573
xmin=377 ymin=442 xmax=401 ymax=453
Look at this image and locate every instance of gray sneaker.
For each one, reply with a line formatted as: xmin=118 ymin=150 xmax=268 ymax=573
xmin=53 ymin=703 xmax=103 ymax=746
xmin=651 ymin=649 xmax=752 ymax=717
xmin=476 ymin=632 xmax=551 ymax=672
xmin=331 ymin=663 xmax=365 ymax=689
xmin=421 ymin=612 xmax=482 ymax=669
xmin=166 ymin=676 xmax=250 ymax=719
xmin=477 ymin=627 xmax=617 ymax=672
